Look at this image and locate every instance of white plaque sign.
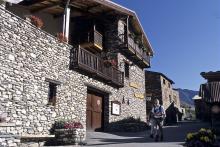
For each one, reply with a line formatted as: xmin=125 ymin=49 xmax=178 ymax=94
xmin=112 ymin=101 xmax=120 ymax=115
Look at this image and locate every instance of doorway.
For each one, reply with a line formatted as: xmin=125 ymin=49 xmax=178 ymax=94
xmin=86 ymin=90 xmax=104 ymax=131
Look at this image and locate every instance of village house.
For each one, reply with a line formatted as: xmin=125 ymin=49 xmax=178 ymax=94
xmin=145 ymin=71 xmax=182 ymax=124
xmin=200 ymin=71 xmax=220 ymax=135
xmin=0 ymin=0 xmax=153 ymax=146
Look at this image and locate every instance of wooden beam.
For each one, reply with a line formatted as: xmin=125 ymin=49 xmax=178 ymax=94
xmin=86 ymin=4 xmax=101 ymax=11
xmin=31 ymin=2 xmax=61 ymax=13
xmin=19 ymin=0 xmax=47 ymax=6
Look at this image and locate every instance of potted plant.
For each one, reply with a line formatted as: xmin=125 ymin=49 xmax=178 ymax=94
xmin=56 ymin=33 xmax=68 ymax=43
xmin=185 ymin=128 xmax=218 ymax=147
xmin=53 ymin=120 xmax=85 ymax=145
xmin=27 ymin=15 xmax=44 ymax=29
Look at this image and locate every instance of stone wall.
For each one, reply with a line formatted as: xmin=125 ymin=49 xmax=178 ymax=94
xmin=160 ymin=76 xmax=174 ymax=110
xmin=0 ymin=123 xmax=20 ymax=147
xmin=0 ymin=4 xmax=147 ymax=139
xmin=173 ymin=89 xmax=181 ymax=110
xmin=145 ymin=72 xmax=162 ymax=108
xmin=145 ymin=71 xmax=179 ymax=110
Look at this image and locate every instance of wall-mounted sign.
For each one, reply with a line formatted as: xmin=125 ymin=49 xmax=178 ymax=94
xmin=111 ymin=101 xmax=121 ymax=116
xmin=129 ymin=82 xmax=139 ymax=89
xmin=134 ymin=93 xmax=144 ymax=99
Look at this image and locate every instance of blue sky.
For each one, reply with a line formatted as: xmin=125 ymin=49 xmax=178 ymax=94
xmin=113 ymin=0 xmax=220 ymax=91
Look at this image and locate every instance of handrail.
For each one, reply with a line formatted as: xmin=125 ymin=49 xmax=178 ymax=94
xmin=72 ymin=47 xmax=124 ymax=86
xmin=127 ymin=35 xmax=150 ymax=65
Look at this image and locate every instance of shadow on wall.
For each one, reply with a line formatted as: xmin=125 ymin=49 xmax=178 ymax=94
xmin=165 ymin=102 xmax=183 ymax=125
xmin=104 ymin=117 xmax=150 ymax=133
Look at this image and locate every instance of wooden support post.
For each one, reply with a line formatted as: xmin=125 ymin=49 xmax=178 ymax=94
xmin=62 ymin=0 xmax=71 ymax=43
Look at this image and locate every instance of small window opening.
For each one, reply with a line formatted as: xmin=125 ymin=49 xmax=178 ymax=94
xmin=163 ymin=79 xmax=166 ymax=85
xmin=48 ymin=83 xmax=57 ymax=106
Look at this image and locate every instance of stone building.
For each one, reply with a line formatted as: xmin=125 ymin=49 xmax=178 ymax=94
xmin=145 ymin=71 xmax=182 ymax=124
xmin=0 ymin=0 xmax=153 ymax=146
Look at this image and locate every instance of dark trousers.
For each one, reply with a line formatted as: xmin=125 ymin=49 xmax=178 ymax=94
xmin=155 ymin=118 xmax=163 ymax=137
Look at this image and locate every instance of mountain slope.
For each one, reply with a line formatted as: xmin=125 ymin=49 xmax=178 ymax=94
xmin=176 ymin=89 xmax=199 ymax=107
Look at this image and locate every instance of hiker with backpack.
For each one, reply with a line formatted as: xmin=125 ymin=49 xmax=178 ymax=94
xmin=150 ymin=99 xmax=166 ymax=141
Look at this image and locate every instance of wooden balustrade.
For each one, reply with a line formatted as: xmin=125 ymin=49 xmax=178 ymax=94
xmin=71 ymin=47 xmax=124 ymax=87
xmin=127 ymin=35 xmax=150 ymax=67
xmin=80 ymin=29 xmax=103 ymax=51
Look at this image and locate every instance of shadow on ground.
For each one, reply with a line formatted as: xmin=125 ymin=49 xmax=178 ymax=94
xmin=85 ymin=121 xmax=210 ymax=146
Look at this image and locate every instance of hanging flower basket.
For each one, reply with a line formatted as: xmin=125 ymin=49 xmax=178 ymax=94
xmin=28 ymin=15 xmax=44 ymax=29
xmin=56 ymin=33 xmax=68 ymax=43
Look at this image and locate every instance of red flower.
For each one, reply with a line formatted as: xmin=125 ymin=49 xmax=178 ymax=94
xmin=29 ymin=15 xmax=43 ymax=28
xmin=63 ymin=121 xmax=83 ymax=129
xmin=57 ymin=33 xmax=68 ymax=43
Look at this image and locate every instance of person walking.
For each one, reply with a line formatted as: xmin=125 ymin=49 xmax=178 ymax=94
xmin=151 ymin=99 xmax=166 ymax=141
xmin=149 ymin=111 xmax=156 ymax=138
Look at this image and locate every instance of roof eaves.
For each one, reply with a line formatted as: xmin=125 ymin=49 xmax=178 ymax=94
xmin=92 ymin=0 xmax=154 ymax=55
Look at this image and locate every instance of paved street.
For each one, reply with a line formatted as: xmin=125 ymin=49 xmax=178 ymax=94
xmin=85 ymin=121 xmax=210 ymax=147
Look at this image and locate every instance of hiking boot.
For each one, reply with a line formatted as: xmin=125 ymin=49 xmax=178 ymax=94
xmin=149 ymin=134 xmax=153 ymax=138
xmin=154 ymin=135 xmax=159 ymax=142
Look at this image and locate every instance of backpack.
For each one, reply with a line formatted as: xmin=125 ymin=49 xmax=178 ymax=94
xmin=153 ymin=105 xmax=164 ymax=122
xmin=154 ymin=105 xmax=162 ymax=113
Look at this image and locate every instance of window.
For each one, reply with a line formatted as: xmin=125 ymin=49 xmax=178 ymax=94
xmin=48 ymin=83 xmax=57 ymax=106
xmin=124 ymin=62 xmax=129 ymax=78
xmin=163 ymin=79 xmax=166 ymax=85
xmin=168 ymin=83 xmax=171 ymax=88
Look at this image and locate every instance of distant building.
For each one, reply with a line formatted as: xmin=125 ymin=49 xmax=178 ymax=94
xmin=145 ymin=71 xmax=182 ymax=124
xmin=193 ymin=95 xmax=210 ymax=121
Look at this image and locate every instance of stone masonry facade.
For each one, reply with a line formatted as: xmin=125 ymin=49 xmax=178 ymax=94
xmin=145 ymin=71 xmax=181 ymax=117
xmin=0 ymin=3 xmax=146 ymax=143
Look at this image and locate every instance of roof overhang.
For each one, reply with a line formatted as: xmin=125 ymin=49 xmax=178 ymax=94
xmin=18 ymin=0 xmax=154 ymax=56
xmin=201 ymin=71 xmax=220 ymax=82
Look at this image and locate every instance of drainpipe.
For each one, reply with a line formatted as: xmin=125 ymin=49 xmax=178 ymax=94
xmin=62 ymin=0 xmax=71 ymax=43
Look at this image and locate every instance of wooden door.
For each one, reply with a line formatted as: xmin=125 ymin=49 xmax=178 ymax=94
xmin=86 ymin=93 xmax=103 ymax=131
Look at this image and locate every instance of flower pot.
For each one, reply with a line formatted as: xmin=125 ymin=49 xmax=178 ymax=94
xmin=55 ymin=128 xmax=85 ymax=145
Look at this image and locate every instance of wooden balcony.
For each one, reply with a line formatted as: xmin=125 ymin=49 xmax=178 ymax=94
xmin=143 ymin=53 xmax=150 ymax=67
xmin=126 ymin=35 xmax=151 ymax=68
xmin=80 ymin=30 xmax=103 ymax=51
xmin=127 ymin=36 xmax=136 ymax=54
xmin=70 ymin=47 xmax=124 ymax=87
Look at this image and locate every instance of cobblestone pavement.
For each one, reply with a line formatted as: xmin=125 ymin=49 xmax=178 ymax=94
xmin=84 ymin=121 xmax=210 ymax=147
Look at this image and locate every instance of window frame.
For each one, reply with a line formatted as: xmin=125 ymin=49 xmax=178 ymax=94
xmin=45 ymin=78 xmax=61 ymax=106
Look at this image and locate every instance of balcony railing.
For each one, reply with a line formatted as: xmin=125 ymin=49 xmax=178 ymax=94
xmin=80 ymin=30 xmax=103 ymax=51
xmin=70 ymin=47 xmax=124 ymax=87
xmin=200 ymin=82 xmax=220 ymax=103
xmin=127 ymin=35 xmax=150 ymax=67
xmin=143 ymin=53 xmax=150 ymax=66
xmin=127 ymin=36 xmax=135 ymax=54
